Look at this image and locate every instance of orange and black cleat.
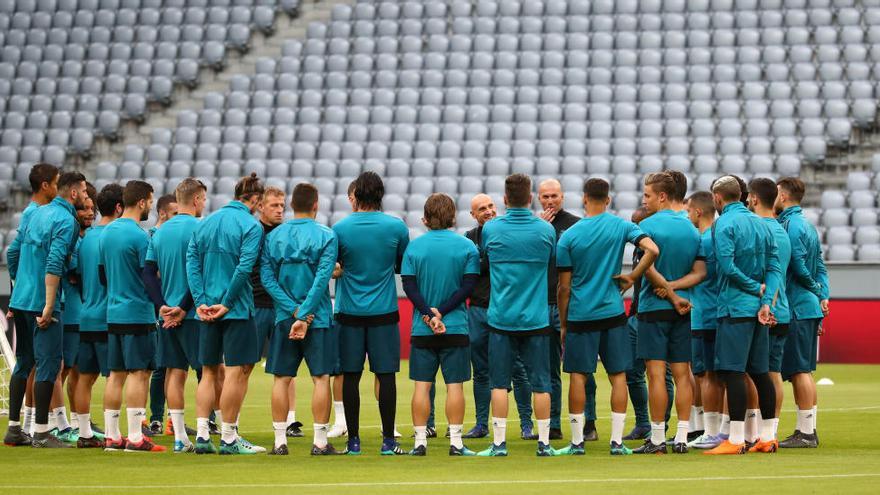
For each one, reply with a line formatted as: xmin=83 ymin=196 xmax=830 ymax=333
xmin=748 ymin=439 xmax=778 ymax=453
xmin=704 ymin=440 xmax=748 ymax=455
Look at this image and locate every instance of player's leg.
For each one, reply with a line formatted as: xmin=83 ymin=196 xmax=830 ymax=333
xmin=122 ymin=332 xmax=165 ymax=452
xmin=73 ymin=336 xmax=107 ymax=448
xmin=339 ymin=322 xmax=367 ymax=454
xmin=426 ymin=382 xmax=437 ymax=437
xmin=522 ymin=334 xmax=553 ymax=456
xmin=780 ymin=318 xmax=818 ymax=448
xmin=602 ymin=324 xmax=634 ymax=455
xmin=634 ymin=319 xmax=671 ymax=453
xmin=689 ymin=335 xmax=705 ymax=441
xmin=24 ymin=370 xmax=36 ymax=435
xmin=746 ymin=323 xmax=778 ymax=453
xmin=744 ymin=376 xmax=760 ymax=445
xmin=270 ymin=375 xmax=293 ymax=453
xmin=366 ymin=323 xmax=403 ymax=454
xmin=32 ymin=314 xmax=68 ymax=448
xmin=464 ymin=306 xmax=490 ymax=438
xmin=103 ymin=371 xmax=127 ymax=450
xmin=440 ymin=345 xmax=472 ymax=455
xmin=217 ymin=319 xmax=258 ymax=454
xmin=194 ymin=321 xmax=222 ymax=453
xmin=706 ymin=318 xmax=753 ymax=454
xmin=667 ymin=317 xmax=693 ymax=452
xmin=410 ymin=377 xmax=434 ymax=455
xmin=285 ymin=377 xmax=302 ymax=437
xmin=548 ymin=305 xmax=563 ymax=439
xmin=583 ymin=373 xmax=598 ymax=441
xmin=4 ymin=311 xmax=36 ymax=445
xmin=303 ymin=325 xmax=337 ymax=455
xmin=327 ymin=374 xmax=347 ymax=437
xmin=147 ymin=367 xmax=166 ymax=435
xmin=624 ymin=318 xmax=650 ymax=440
xmin=511 ymin=356 xmax=535 ymax=439
xmin=479 ymin=332 xmax=513 ymax=456
xmin=554 ymin=330 xmax=596 ymax=455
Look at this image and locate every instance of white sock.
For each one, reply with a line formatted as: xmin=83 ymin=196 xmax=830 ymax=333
xmin=610 ymin=412 xmax=626 ymax=445
xmin=170 ymin=409 xmax=188 ymax=444
xmin=570 ymin=413 xmax=585 ymax=445
xmin=313 ymin=423 xmax=329 ymax=448
xmin=213 ymin=409 xmax=223 ymax=425
xmin=745 ymin=409 xmax=760 ymax=442
xmin=536 ymin=418 xmax=551 ymax=445
xmin=8 ymin=420 xmax=20 ymax=427
xmin=70 ymin=412 xmax=79 ymax=430
xmin=79 ymin=413 xmax=93 ymax=439
xmin=286 ymin=410 xmax=296 ymax=424
xmin=23 ymin=407 xmax=35 ymax=434
xmin=674 ymin=420 xmax=689 ymax=444
xmin=729 ymin=420 xmax=745 ymax=445
xmin=414 ymin=425 xmax=428 ymax=448
xmin=491 ymin=417 xmax=507 ymax=446
xmin=760 ymin=419 xmax=775 ymax=442
xmin=221 ymin=422 xmax=237 ymax=444
xmin=127 ymin=408 xmax=146 ymax=443
xmin=797 ymin=409 xmax=815 ymax=435
xmin=34 ymin=422 xmax=51 ymax=434
xmin=811 ymin=405 xmax=817 ymax=431
xmin=650 ymin=421 xmax=665 ymax=446
xmin=333 ymin=401 xmax=346 ymax=426
xmin=196 ymin=417 xmax=209 ymax=440
xmin=720 ymin=414 xmax=731 ymax=435
xmin=693 ymin=406 xmax=705 ymax=431
xmin=449 ymin=424 xmax=463 ymax=449
xmin=272 ymin=421 xmax=287 ymax=448
xmin=48 ymin=410 xmax=57 ymax=429
xmin=772 ymin=417 xmax=780 ymax=438
xmin=105 ymin=410 xmax=121 ymax=441
xmin=704 ymin=412 xmax=720 ymax=437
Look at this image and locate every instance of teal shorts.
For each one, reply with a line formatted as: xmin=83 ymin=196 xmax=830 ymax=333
xmin=266 ymin=319 xmax=339 ymax=377
xmin=77 ymin=333 xmax=109 ymax=376
xmin=338 ymin=322 xmax=400 ymax=374
xmin=21 ymin=311 xmax=64 ymax=383
xmin=714 ymin=317 xmax=769 ymax=374
xmin=409 ymin=345 xmax=471 ymax=384
xmin=199 ymin=318 xmax=259 ymax=367
xmin=108 ymin=330 xmax=157 ymax=372
xmin=63 ymin=327 xmax=80 ymax=369
xmin=691 ymin=333 xmax=705 ymax=375
xmin=158 ymin=320 xmax=201 ymax=371
xmin=782 ymin=318 xmax=820 ymax=380
xmin=253 ymin=307 xmax=275 ymax=357
xmin=636 ymin=316 xmax=691 ymax=363
xmin=563 ymin=325 xmax=632 ymax=375
xmin=488 ymin=331 xmax=550 ymax=393
xmin=769 ymin=329 xmax=788 ymax=373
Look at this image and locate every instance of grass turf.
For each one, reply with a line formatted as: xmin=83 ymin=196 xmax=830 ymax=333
xmin=1 ymin=363 xmax=878 ymax=495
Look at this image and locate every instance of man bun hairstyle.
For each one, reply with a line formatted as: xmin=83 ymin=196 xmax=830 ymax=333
xmin=504 ymin=173 xmax=532 ymax=207
xmin=96 ymin=183 xmax=124 ymax=217
xmin=423 ymin=193 xmax=456 ymax=230
xmin=584 ymin=177 xmax=610 ymax=201
xmin=28 ymin=162 xmax=60 ymax=194
xmin=353 ymin=171 xmax=385 ymax=211
xmin=234 ymin=173 xmax=265 ymax=202
xmin=777 ymin=176 xmax=806 ymax=204
xmin=291 ymin=182 xmax=319 ymax=213
xmin=123 ymin=180 xmax=154 ymax=207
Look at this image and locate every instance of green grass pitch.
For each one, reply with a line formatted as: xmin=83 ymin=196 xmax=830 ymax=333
xmin=1 ymin=363 xmax=878 ymax=495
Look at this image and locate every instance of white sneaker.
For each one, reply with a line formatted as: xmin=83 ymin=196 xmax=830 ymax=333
xmin=327 ymin=424 xmax=347 ymax=438
xmin=394 ymin=427 xmax=402 ymax=439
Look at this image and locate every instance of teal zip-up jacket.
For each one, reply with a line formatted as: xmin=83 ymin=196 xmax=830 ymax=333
xmin=713 ymin=202 xmax=782 ymax=318
xmin=186 ymin=200 xmax=263 ymax=320
xmin=763 ymin=217 xmax=792 ymax=325
xmin=146 ymin=214 xmax=200 ymax=320
xmin=7 ymin=200 xmax=39 ymax=281
xmin=481 ymin=207 xmax=556 ymax=332
xmin=260 ymin=218 xmax=338 ymax=328
xmin=61 ymin=236 xmax=83 ymax=326
xmin=691 ymin=228 xmax=719 ymax=330
xmin=9 ymin=196 xmax=78 ymax=313
xmin=78 ymin=225 xmax=108 ymax=332
xmin=777 ymin=206 xmax=828 ymax=320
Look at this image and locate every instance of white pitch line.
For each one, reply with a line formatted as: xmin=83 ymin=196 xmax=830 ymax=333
xmin=4 ymin=473 xmax=880 ymax=490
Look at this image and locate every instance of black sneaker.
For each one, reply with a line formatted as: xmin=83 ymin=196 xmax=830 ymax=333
xmin=549 ymin=427 xmax=563 ymax=440
xmin=583 ymin=422 xmax=598 ymax=442
xmin=32 ymin=431 xmax=72 ymax=448
xmin=687 ymin=430 xmax=704 ymax=442
xmin=672 ymin=442 xmax=689 ymax=454
xmin=632 ymin=439 xmax=667 ymax=454
xmin=77 ymin=435 xmax=104 ymax=449
xmin=269 ymin=444 xmax=289 ymax=455
xmin=286 ymin=421 xmax=304 ymax=438
xmin=779 ymin=431 xmax=818 ymax=449
xmin=207 ymin=420 xmax=220 ymax=436
xmin=311 ymin=443 xmax=342 ymax=455
xmin=3 ymin=425 xmax=32 ymax=446
xmin=623 ymin=425 xmax=651 ymax=441
xmin=144 ymin=420 xmax=163 ymax=437
xmin=425 ymin=426 xmax=437 ymax=438
xmin=408 ymin=444 xmax=427 ymax=456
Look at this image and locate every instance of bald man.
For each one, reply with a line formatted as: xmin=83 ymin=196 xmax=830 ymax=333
xmin=462 ymin=194 xmax=536 ymax=440
xmin=537 ymin=180 xmax=597 ymax=442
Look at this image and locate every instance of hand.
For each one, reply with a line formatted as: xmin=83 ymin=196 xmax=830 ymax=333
xmin=429 ymin=316 xmax=446 ymax=335
xmin=332 ymin=263 xmax=343 ymax=279
xmin=160 ymin=306 xmax=185 ymax=328
xmin=670 ymin=295 xmax=692 ymax=315
xmin=539 ymin=208 xmax=556 ymax=223
xmin=820 ymin=299 xmax=830 ymax=317
xmin=289 ymin=319 xmax=309 ymax=340
xmin=207 ymin=304 xmax=229 ymax=320
xmin=196 ymin=304 xmax=213 ymax=321
xmin=817 ymin=323 xmax=825 ymax=336
xmin=613 ymin=273 xmax=637 ymax=294
xmin=559 ymin=326 xmax=566 ymax=345
xmin=653 ymin=286 xmax=669 ymax=299
xmin=430 ymin=308 xmax=442 ymax=320
xmin=757 ymin=305 xmax=772 ymax=325
xmin=36 ymin=306 xmax=53 ymax=329
xmin=6 ymin=310 xmax=13 ymax=319
xmin=293 ymin=308 xmax=315 ymax=325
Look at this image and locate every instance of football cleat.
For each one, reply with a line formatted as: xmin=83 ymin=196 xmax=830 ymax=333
xmin=32 ymin=432 xmax=71 ymax=449
xmin=622 ymin=425 xmax=651 ymax=441
xmin=449 ymin=444 xmax=477 ymax=456
xmin=632 ymin=440 xmax=667 ymax=454
xmin=286 ymin=421 xmax=304 ymax=438
xmin=476 ymin=442 xmax=508 ymax=457
xmin=77 ymin=435 xmax=104 ymax=449
xmin=194 ymin=437 xmax=218 ymax=454
xmin=462 ymin=424 xmax=489 ymax=439
xmin=536 ymin=442 xmax=557 ymax=457
xmin=344 ymin=437 xmax=361 ymax=456
xmin=3 ymin=426 xmax=32 ymax=446
xmin=124 ymin=437 xmax=167 ymax=452
xmin=610 ymin=442 xmax=633 ymax=455
xmin=748 ymin=439 xmax=778 ymax=453
xmin=688 ymin=433 xmax=723 ymax=450
xmin=269 ymin=444 xmax=289 ymax=456
xmin=103 ymin=437 xmax=127 ymax=452
xmin=672 ymin=442 xmax=689 ymax=454
xmin=173 ymin=440 xmax=195 ymax=453
xmin=704 ymin=440 xmax=747 ymax=455
xmin=779 ymin=431 xmax=818 ymax=449
xmin=311 ymin=443 xmax=342 ymax=456
xmin=408 ymin=444 xmax=427 ymax=456
xmin=553 ymin=442 xmax=585 ymax=456
xmin=520 ymin=424 xmax=538 ymax=440
xmin=380 ymin=439 xmax=407 ymax=455
xmin=219 ymin=438 xmax=258 ymax=455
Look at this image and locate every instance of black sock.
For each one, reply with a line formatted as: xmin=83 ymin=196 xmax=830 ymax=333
xmin=376 ymin=373 xmax=397 ymax=440
xmin=721 ymin=371 xmax=746 ymax=422
xmin=34 ymin=380 xmax=54 ymax=426
xmin=748 ymin=372 xmax=777 ymax=420
xmin=7 ymin=376 xmax=27 ymax=423
xmin=584 ymin=420 xmax=596 ymax=431
xmin=342 ymin=372 xmax=362 ymax=439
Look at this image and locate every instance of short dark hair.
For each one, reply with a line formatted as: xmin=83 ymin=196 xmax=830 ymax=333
xmin=748 ymin=178 xmax=778 ymax=209
xmin=687 ymin=191 xmax=715 ymax=216
xmin=668 ymin=170 xmax=688 ymax=202
xmin=156 ymin=194 xmax=177 ymax=214
xmin=777 ymin=177 xmax=806 ymax=204
xmin=291 ymin=182 xmax=319 ymax=213
xmin=644 ymin=172 xmax=676 ymax=198
xmin=84 ymin=182 xmax=97 ymax=207
xmin=733 ymin=174 xmax=749 ymax=205
xmin=234 ymin=173 xmax=265 ymax=202
xmin=583 ymin=178 xmax=610 ymax=201
xmin=423 ymin=193 xmax=456 ymax=230
xmin=347 ymin=180 xmax=356 ymax=196
xmin=96 ymin=183 xmax=124 ymax=217
xmin=504 ymin=173 xmax=531 ymax=207
xmin=57 ymin=171 xmax=86 ymax=193
xmin=631 ymin=206 xmax=649 ymax=224
xmin=123 ymin=180 xmax=154 ymax=207
xmin=353 ymin=171 xmax=385 ymax=210
xmin=28 ymin=163 xmax=59 ymax=194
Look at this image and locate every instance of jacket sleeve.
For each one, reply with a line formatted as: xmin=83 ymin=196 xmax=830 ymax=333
xmin=258 ymin=237 xmax=297 ymax=318
xmin=185 ymin=233 xmax=206 ymax=307
xmin=761 ymin=228 xmax=782 ymax=307
xmin=7 ymin=230 xmax=22 ymax=280
xmin=714 ymin=222 xmax=763 ymax=296
xmin=787 ymin=223 xmax=824 ymax=298
xmin=141 ymin=261 xmax=167 ymax=308
xmin=816 ymin=253 xmax=830 ymax=300
xmin=45 ymin=217 xmax=76 ymax=277
xmin=296 ymin=233 xmax=338 ymax=320
xmin=220 ymin=223 xmax=263 ymax=308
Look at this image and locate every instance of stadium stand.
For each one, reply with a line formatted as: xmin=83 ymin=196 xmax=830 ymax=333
xmin=0 ymin=0 xmax=879 ymax=261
